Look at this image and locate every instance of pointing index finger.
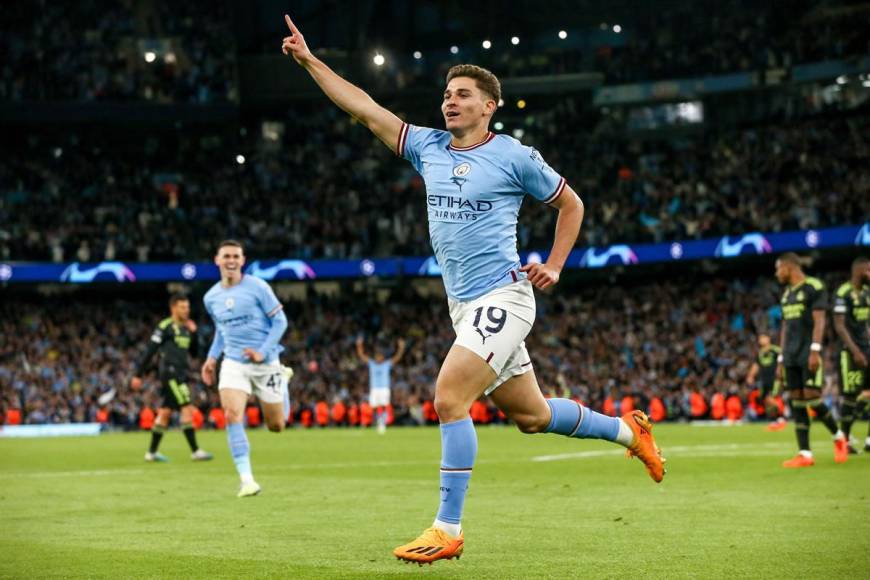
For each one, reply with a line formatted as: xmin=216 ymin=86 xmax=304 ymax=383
xmin=284 ymin=14 xmax=299 ymax=34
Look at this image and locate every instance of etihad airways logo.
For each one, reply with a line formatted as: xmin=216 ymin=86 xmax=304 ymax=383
xmin=714 ymin=233 xmax=772 ymax=258
xmin=579 ymin=246 xmax=638 ymax=268
xmin=60 ymin=262 xmax=136 ymax=283
xmin=427 ymin=194 xmax=493 ymax=222
xmin=246 ymin=260 xmax=316 ymax=280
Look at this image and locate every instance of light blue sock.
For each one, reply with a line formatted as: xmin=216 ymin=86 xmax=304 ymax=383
xmin=544 ymin=399 xmax=620 ymax=441
xmin=436 ymin=417 xmax=477 ymax=525
xmin=227 ymin=422 xmax=252 ymax=478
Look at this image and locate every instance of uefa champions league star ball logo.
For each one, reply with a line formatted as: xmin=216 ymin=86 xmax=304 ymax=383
xmin=225 ymin=298 xmax=235 ymax=310
xmin=360 ymin=260 xmax=376 ymax=276
xmin=181 ymin=263 xmax=197 ymax=280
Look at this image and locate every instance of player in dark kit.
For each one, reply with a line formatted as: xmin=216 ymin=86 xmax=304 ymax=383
xmin=132 ymin=294 xmax=213 ymax=462
xmin=833 ymin=256 xmax=870 ymax=454
xmin=775 ymin=253 xmax=848 ymax=467
xmin=745 ymin=333 xmax=784 ymax=430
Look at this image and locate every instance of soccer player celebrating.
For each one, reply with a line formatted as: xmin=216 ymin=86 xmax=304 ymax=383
xmin=745 ymin=333 xmax=784 ymax=431
xmin=201 ymin=240 xmax=291 ymax=497
xmin=356 ymin=336 xmax=406 ymax=434
xmin=833 ymin=256 xmax=870 ymax=453
xmin=282 ymin=15 xmax=664 ymax=564
xmin=774 ymin=253 xmax=848 ymax=467
xmin=132 ymin=294 xmax=213 ymax=463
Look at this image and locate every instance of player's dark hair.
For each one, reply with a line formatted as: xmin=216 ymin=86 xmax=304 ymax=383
xmin=446 ymin=64 xmax=501 ymax=105
xmin=852 ymin=256 xmax=869 ymax=268
xmin=778 ymin=252 xmax=810 ymax=268
xmin=216 ymin=239 xmax=244 ymax=254
xmin=169 ymin=293 xmax=189 ymax=307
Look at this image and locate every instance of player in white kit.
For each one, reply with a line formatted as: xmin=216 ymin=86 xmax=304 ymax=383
xmin=282 ymin=14 xmax=665 ymax=564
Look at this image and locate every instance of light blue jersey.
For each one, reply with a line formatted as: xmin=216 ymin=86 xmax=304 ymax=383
xmin=204 ymin=275 xmax=286 ymax=363
xmin=368 ymin=360 xmax=393 ymax=390
xmin=398 ymin=123 xmax=566 ymax=301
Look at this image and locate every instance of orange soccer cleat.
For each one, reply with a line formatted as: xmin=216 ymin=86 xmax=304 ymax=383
xmin=833 ymin=438 xmax=849 ymax=464
xmin=622 ymin=410 xmax=666 ymax=483
xmin=766 ymin=419 xmax=787 ymax=432
xmin=782 ymin=454 xmax=815 ymax=468
xmin=393 ymin=527 xmax=464 ymax=565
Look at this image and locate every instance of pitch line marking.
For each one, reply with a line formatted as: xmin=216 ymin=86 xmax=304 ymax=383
xmin=531 ymin=441 xmax=791 ymax=462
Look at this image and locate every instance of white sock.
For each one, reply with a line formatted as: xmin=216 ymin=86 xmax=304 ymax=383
xmin=240 ymin=473 xmax=255 ymax=485
xmin=866 ymin=436 xmax=870 ymax=446
xmin=799 ymin=450 xmax=813 ymax=458
xmin=615 ymin=419 xmax=635 ymax=447
xmin=433 ymin=519 xmax=461 ymax=538
xmin=834 ymin=430 xmax=845 ymax=441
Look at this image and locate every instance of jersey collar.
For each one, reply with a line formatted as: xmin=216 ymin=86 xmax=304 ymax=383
xmin=448 ymin=131 xmax=495 ymax=151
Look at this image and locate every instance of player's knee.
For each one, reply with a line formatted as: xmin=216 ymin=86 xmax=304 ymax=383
xmin=223 ymin=406 xmax=244 ymax=424
xmin=156 ymin=409 xmax=172 ymax=426
xmin=434 ymin=393 xmax=465 ymax=422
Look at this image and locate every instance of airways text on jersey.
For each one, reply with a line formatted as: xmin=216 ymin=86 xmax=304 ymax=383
xmin=427 ymin=194 xmax=494 ymax=223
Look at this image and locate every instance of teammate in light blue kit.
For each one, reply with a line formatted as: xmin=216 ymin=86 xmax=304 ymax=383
xmin=201 ymin=240 xmax=291 ymax=497
xmin=356 ymin=336 xmax=406 ymax=434
xmin=283 ymin=14 xmax=665 ymax=564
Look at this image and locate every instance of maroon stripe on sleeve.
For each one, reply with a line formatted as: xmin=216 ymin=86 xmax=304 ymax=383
xmin=396 ymin=123 xmax=409 ymax=157
xmin=545 ymin=177 xmax=567 ymax=204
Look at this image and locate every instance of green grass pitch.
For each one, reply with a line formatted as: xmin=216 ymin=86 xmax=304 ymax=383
xmin=2 ymin=422 xmax=868 ymax=579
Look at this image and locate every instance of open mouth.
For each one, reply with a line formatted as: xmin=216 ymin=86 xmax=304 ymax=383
xmin=445 ymin=111 xmax=460 ymax=119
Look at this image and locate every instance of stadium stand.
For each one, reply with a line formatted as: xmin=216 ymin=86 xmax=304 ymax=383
xmin=2 ymin=112 xmax=867 ymax=262
xmin=0 ymin=271 xmax=851 ymax=428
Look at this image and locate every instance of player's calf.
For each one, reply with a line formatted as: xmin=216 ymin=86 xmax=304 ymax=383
xmin=510 ymin=410 xmax=548 ymax=434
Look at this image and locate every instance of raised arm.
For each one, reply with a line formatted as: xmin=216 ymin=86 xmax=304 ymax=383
xmin=391 ymin=338 xmax=407 ymax=365
xmin=282 ymin=14 xmax=404 ymax=153
xmin=355 ymin=336 xmax=370 ymax=364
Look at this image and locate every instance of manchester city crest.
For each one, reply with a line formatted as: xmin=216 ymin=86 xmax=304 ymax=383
xmin=451 ymin=162 xmax=471 ymax=192
xmin=453 ymin=162 xmax=471 ymax=177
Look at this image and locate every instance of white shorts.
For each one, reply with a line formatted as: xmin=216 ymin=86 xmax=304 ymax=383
xmin=448 ymin=280 xmax=536 ymax=395
xmin=369 ymin=388 xmax=391 ymax=408
xmin=218 ymin=359 xmax=288 ymax=405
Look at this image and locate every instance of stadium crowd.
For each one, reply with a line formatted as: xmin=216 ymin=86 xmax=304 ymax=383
xmin=3 ymin=1 xmax=866 ymax=104
xmin=3 ymin=112 xmax=867 ymax=263
xmin=0 ymin=271 xmax=855 ymax=429
xmin=0 ymin=0 xmax=236 ymax=103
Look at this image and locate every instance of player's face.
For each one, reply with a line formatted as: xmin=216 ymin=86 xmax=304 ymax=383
xmin=442 ymin=77 xmax=495 ymax=132
xmin=215 ymin=245 xmax=245 ymax=277
xmin=758 ymin=334 xmax=770 ymax=348
xmin=172 ymin=299 xmax=190 ymax=321
xmin=774 ymin=259 xmax=789 ymax=284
